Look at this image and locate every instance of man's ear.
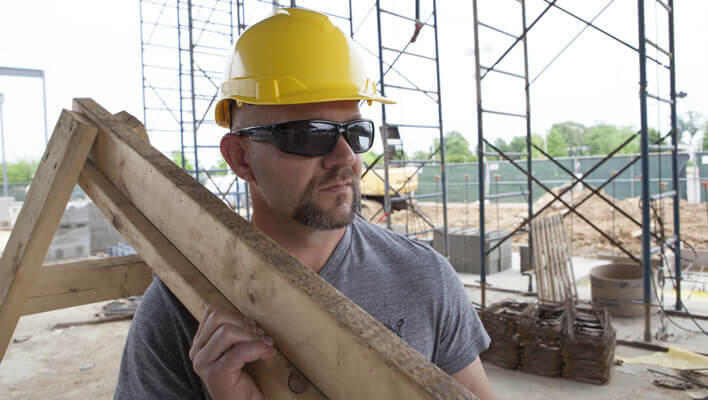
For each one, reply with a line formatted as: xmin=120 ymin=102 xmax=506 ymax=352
xmin=220 ymin=134 xmax=257 ymax=183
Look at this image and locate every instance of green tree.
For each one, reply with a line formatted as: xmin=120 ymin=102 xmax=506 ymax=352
xmin=362 ymin=151 xmax=381 ymax=166
xmin=530 ymin=134 xmax=544 ymax=159
xmin=0 ymin=159 xmax=39 ymax=184
xmin=509 ymin=136 xmax=527 ymax=154
xmin=550 ymin=121 xmax=586 ymax=150
xmin=546 ymin=129 xmax=568 ymax=157
xmin=493 ymin=135 xmax=544 ymax=158
xmin=170 ymin=152 xmax=194 ymax=172
xmin=703 ymin=126 xmax=708 ymax=151
xmin=649 ymin=128 xmax=660 ymax=144
xmin=493 ymin=138 xmax=511 ymax=155
xmin=210 ymin=159 xmax=229 ymax=176
xmin=584 ymin=124 xmax=637 ymax=155
xmin=434 ymin=131 xmax=475 ymax=163
xmin=411 ymin=149 xmax=431 ymax=160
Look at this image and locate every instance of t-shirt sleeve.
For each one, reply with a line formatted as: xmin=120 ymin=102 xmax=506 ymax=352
xmin=114 ymin=276 xmax=206 ymax=400
xmin=435 ymin=257 xmax=491 ymax=375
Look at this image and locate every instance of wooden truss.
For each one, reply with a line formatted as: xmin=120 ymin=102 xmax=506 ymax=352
xmin=0 ymin=99 xmax=476 ymax=400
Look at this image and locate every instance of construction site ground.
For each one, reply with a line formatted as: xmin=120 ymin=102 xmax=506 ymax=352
xmin=1 ymin=193 xmax=707 ymax=399
xmin=390 ymin=190 xmax=707 ymax=258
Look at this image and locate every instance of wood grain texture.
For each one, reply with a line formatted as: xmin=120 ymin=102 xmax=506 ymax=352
xmin=0 ymin=110 xmax=98 ymax=361
xmin=113 ymin=111 xmax=148 ymax=141
xmin=73 ymin=98 xmax=476 ymax=400
xmin=22 ymin=255 xmax=152 ymax=315
xmin=78 ymin=159 xmax=326 ymax=400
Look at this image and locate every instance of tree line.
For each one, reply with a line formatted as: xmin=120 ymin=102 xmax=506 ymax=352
xmin=2 ymin=112 xmax=706 ymax=184
xmin=364 ymin=111 xmax=708 ymax=163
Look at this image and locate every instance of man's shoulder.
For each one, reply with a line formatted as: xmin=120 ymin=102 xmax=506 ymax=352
xmin=352 ymin=216 xmax=440 ymax=253
xmin=350 ymin=217 xmax=447 ymax=275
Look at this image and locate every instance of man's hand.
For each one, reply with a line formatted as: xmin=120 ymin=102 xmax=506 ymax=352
xmin=189 ymin=304 xmax=276 ymax=400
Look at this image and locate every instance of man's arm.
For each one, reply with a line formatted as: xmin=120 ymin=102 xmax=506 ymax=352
xmin=452 ymin=357 xmax=496 ymax=400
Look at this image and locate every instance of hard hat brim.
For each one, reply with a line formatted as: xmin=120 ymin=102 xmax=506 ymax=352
xmin=214 ymin=93 xmax=396 ymax=128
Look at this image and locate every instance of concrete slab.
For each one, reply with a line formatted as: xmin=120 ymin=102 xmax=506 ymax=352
xmin=457 ymin=251 xmax=608 ymax=295
xmin=484 ymin=346 xmax=691 ymax=400
xmin=463 ymin=259 xmax=708 ymax=400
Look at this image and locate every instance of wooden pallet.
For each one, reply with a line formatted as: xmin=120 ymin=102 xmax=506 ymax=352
xmin=531 ymin=213 xmax=578 ymax=303
xmin=0 ymin=99 xmax=476 ymax=400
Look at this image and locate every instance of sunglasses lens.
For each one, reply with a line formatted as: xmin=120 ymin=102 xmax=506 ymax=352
xmin=268 ymin=120 xmax=374 ymax=156
xmin=281 ymin=121 xmax=337 ymax=156
xmin=346 ymin=121 xmax=374 ymax=153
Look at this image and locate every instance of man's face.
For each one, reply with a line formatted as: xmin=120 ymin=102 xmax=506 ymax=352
xmin=227 ymin=101 xmax=363 ymax=230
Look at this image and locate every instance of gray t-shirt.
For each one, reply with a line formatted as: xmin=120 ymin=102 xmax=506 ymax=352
xmin=114 ymin=217 xmax=490 ymax=399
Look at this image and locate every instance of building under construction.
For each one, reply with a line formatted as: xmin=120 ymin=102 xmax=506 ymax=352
xmin=0 ymin=1 xmax=706 ymax=399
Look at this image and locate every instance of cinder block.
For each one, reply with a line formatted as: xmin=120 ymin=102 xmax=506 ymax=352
xmin=433 ymin=228 xmax=511 ymax=274
xmin=89 ymin=201 xmax=123 ymax=253
xmin=520 ymin=245 xmax=532 ymax=273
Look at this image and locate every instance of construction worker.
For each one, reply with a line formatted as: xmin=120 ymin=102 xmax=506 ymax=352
xmin=115 ymin=8 xmax=494 ymax=400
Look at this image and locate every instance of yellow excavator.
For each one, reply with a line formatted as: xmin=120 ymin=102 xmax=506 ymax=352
xmin=359 ymin=165 xmax=419 ymax=220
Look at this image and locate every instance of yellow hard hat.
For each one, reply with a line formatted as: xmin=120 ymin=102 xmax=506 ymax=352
xmin=214 ymin=7 xmax=395 ymax=128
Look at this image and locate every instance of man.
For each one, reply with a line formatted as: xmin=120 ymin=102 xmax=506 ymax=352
xmin=115 ymin=8 xmax=494 ymax=400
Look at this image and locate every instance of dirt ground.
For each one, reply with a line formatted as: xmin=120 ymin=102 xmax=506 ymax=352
xmin=0 ymin=302 xmax=129 ymax=399
xmin=385 ymin=188 xmax=708 ymax=258
xmin=2 ymin=289 xmax=706 ymax=399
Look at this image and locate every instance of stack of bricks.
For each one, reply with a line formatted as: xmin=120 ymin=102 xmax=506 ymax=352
xmin=479 ymin=300 xmax=533 ymax=369
xmin=480 ymin=300 xmax=617 ymax=385
xmin=562 ymin=306 xmax=616 ymax=384
xmin=517 ymin=302 xmax=566 ymax=377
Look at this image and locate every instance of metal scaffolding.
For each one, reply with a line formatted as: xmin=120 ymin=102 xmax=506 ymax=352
xmin=373 ymin=0 xmax=449 ymax=255
xmin=137 ymin=0 xmax=695 ymax=341
xmin=138 ymin=0 xmax=450 ymax=249
xmin=471 ymin=0 xmax=683 ymax=341
xmin=139 ymin=0 xmax=253 ymax=217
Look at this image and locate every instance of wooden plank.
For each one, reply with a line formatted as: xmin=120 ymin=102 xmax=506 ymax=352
xmin=113 ymin=111 xmax=148 ymax=141
xmin=548 ymin=216 xmax=563 ymax=299
xmin=548 ymin=217 xmax=563 ymax=302
xmin=78 ymin=158 xmax=325 ymax=400
xmin=22 ymin=255 xmax=152 ymax=316
xmin=73 ymin=97 xmax=475 ymax=399
xmin=541 ymin=217 xmax=558 ymax=301
xmin=557 ymin=215 xmax=578 ymax=300
xmin=0 ymin=110 xmax=98 ymax=361
xmin=531 ymin=219 xmax=545 ymax=300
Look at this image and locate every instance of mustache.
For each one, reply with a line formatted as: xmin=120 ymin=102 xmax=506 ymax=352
xmin=318 ymin=167 xmax=356 ymax=188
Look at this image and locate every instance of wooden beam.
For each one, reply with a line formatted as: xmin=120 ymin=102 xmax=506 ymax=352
xmin=73 ymin=97 xmax=475 ymax=399
xmin=22 ymin=255 xmax=152 ymax=316
xmin=113 ymin=111 xmax=148 ymax=141
xmin=78 ymin=159 xmax=325 ymax=400
xmin=0 ymin=110 xmax=98 ymax=361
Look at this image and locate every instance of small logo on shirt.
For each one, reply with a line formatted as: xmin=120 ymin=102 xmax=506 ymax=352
xmin=383 ymin=318 xmax=405 ymax=337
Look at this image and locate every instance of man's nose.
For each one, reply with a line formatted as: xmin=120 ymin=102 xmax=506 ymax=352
xmin=322 ymin=135 xmax=357 ymax=169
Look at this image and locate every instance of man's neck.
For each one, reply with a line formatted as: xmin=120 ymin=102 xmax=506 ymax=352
xmin=250 ymin=210 xmax=347 ymax=275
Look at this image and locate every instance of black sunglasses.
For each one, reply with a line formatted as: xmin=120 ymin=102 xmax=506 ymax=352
xmin=229 ymin=119 xmax=375 ymax=157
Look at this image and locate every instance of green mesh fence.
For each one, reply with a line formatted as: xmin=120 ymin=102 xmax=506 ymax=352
xmin=416 ymin=153 xmax=689 ymax=204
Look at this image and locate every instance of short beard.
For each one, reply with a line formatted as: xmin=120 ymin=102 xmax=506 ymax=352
xmin=292 ymin=169 xmax=360 ymax=231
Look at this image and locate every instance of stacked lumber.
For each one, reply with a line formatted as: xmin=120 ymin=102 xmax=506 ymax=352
xmin=517 ymin=302 xmax=566 ymax=377
xmin=562 ymin=306 xmax=616 ymax=384
xmin=479 ymin=300 xmax=532 ymax=369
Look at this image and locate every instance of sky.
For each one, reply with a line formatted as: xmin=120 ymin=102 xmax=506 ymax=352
xmin=0 ymin=0 xmax=706 ymax=168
